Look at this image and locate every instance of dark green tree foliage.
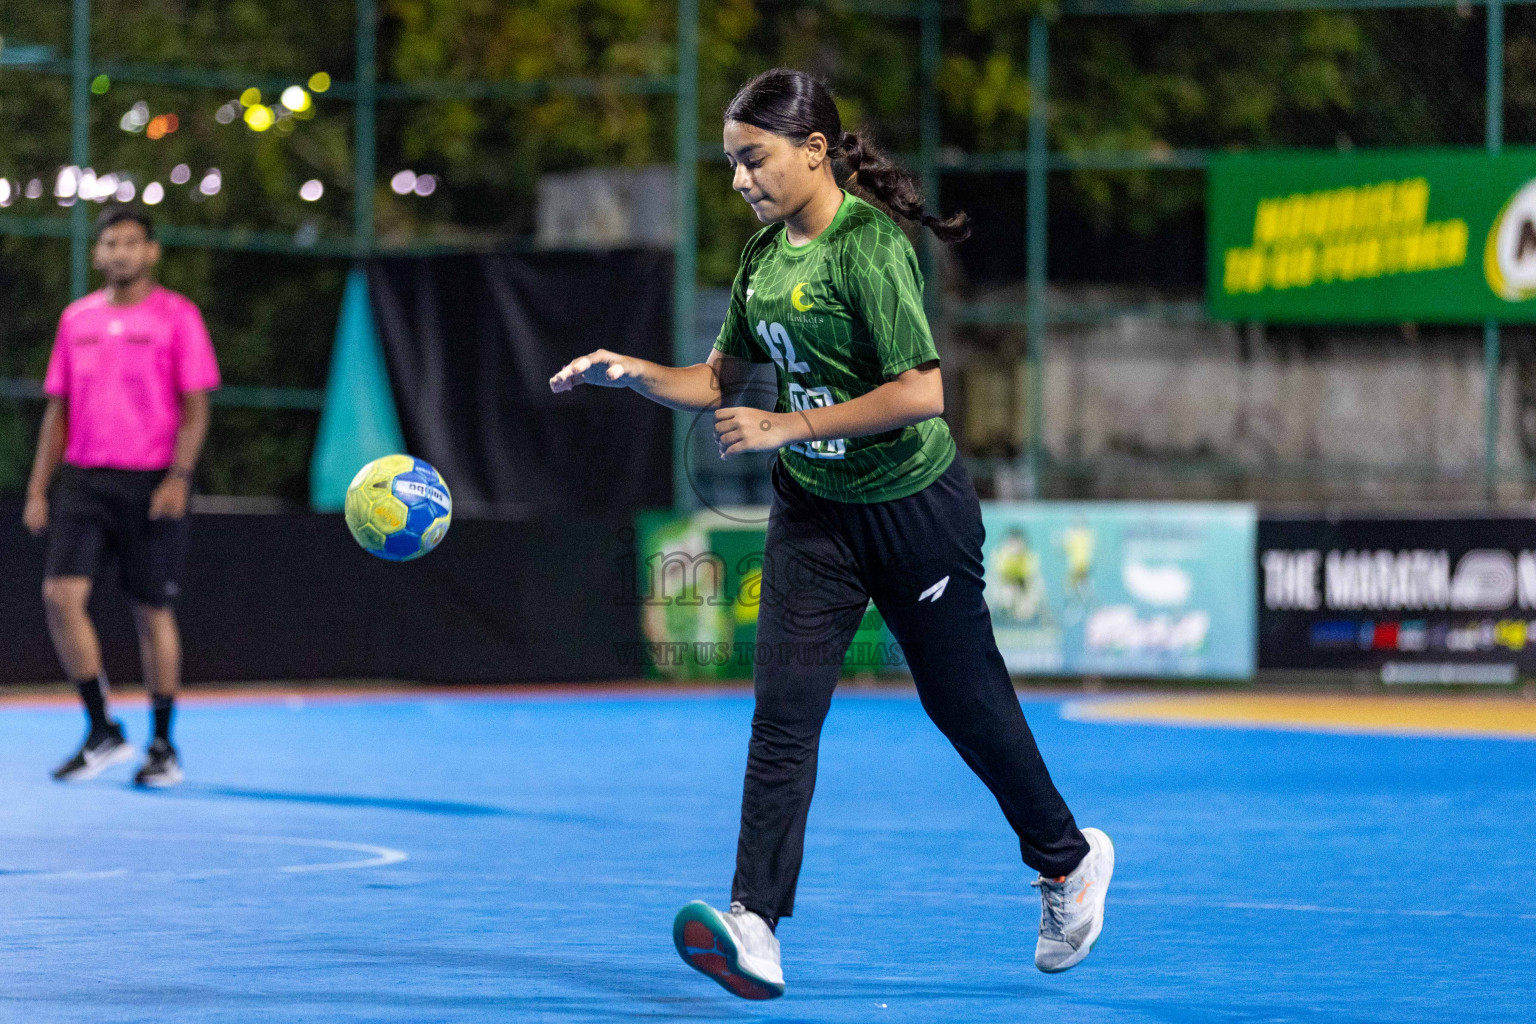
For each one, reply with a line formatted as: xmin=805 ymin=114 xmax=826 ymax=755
xmin=1 ymin=1 xmax=1534 ymax=494
xmin=0 ymin=2 xmax=356 ymax=496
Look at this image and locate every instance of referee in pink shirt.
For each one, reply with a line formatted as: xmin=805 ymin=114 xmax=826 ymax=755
xmin=23 ymin=207 xmax=220 ymax=787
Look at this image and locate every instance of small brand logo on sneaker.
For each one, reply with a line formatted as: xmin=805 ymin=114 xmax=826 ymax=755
xmin=919 ymin=575 xmax=950 ymax=603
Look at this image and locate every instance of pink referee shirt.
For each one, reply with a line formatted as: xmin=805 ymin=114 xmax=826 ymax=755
xmin=43 ymin=286 xmax=221 ymax=470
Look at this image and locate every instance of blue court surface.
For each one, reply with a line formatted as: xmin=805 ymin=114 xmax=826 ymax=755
xmin=1 ymin=689 xmax=1532 ymax=1023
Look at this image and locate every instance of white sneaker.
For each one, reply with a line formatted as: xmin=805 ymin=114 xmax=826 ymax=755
xmin=673 ymin=900 xmax=785 ymax=1000
xmin=1033 ymin=826 xmax=1114 ymax=973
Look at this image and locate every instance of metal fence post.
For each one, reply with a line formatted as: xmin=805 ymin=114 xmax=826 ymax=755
xmin=1485 ymin=0 xmax=1504 ymax=502
xmin=918 ymin=0 xmax=941 ymax=298
xmin=354 ymin=0 xmax=377 ymax=258
xmin=70 ymin=0 xmax=92 ymax=299
xmin=1024 ymin=16 xmax=1049 ymax=498
xmin=673 ymin=0 xmax=700 ymax=510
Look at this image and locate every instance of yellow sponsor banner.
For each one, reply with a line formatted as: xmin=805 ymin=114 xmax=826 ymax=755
xmin=1208 ymin=149 xmax=1536 ymax=323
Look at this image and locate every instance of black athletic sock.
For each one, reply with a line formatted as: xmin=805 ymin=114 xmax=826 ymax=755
xmin=75 ymin=674 xmax=110 ymax=732
xmin=744 ymin=907 xmax=777 ymax=933
xmin=152 ymin=694 xmax=174 ymax=744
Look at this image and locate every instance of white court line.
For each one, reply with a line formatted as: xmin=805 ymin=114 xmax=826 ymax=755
xmin=34 ymin=869 xmax=130 ymax=881
xmin=835 ymin=891 xmax=1536 ymax=922
xmin=0 ymin=832 xmax=408 ymax=879
xmin=555 ymin=878 xmax=1536 ymax=923
xmin=112 ymin=831 xmax=410 ymax=872
xmin=1108 ymin=896 xmax=1536 ymax=922
xmin=272 ymin=838 xmax=410 ymax=873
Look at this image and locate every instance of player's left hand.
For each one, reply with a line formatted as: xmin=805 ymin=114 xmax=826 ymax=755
xmin=715 ymin=408 xmax=801 ymax=458
xmin=149 ymin=477 xmax=190 ymax=520
xmin=549 ymin=349 xmax=636 ymax=393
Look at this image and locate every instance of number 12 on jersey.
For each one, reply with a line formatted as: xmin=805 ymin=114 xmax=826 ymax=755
xmin=756 ymin=320 xmax=809 ymax=373
xmin=756 ymin=319 xmax=846 ymax=459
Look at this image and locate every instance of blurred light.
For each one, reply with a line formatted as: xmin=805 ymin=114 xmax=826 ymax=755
xmin=120 ymin=100 xmax=150 ymax=133
xmin=276 ymin=118 xmax=296 ymax=135
xmin=413 ymin=174 xmax=437 ymax=197
xmin=143 ymin=182 xmax=165 ymax=205
xmin=240 ymin=87 xmax=262 ymax=108
xmin=77 ymin=169 xmax=97 ymax=199
xmin=92 ymin=174 xmax=119 ymax=202
xmin=299 ymin=179 xmax=324 ymax=201
xmin=199 ymin=169 xmax=221 ymax=196
xmin=281 ymin=86 xmax=311 ymax=113
xmin=170 ymin=163 xmax=191 ymax=185
xmin=0 ymin=180 xmax=11 ymax=207
xmin=308 ymin=72 xmax=331 ymax=93
xmin=390 ymin=170 xmax=417 ymax=195
xmin=146 ymin=115 xmax=170 ymax=140
xmin=25 ymin=178 xmax=43 ymax=199
xmin=215 ymin=102 xmax=238 ymax=125
xmin=58 ymin=196 xmax=77 ymax=208
xmin=244 ymin=104 xmax=274 ymax=132
xmin=294 ymin=220 xmax=320 ymax=247
xmin=56 ymin=167 xmax=80 ymax=198
xmin=295 ymin=103 xmax=317 ymax=121
xmin=90 ymin=74 xmax=111 ymax=95
xmin=115 ymin=179 xmax=136 ymax=203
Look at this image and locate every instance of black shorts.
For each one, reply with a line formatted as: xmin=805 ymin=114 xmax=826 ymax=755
xmin=44 ymin=465 xmax=189 ymax=607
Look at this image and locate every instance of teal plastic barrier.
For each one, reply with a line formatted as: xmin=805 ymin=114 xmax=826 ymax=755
xmin=309 ymin=265 xmax=407 ymax=511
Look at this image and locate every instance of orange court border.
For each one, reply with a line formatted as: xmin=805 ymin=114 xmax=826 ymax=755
xmin=1067 ymin=692 xmax=1536 ymax=740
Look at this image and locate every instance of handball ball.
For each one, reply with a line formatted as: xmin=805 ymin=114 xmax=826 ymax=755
xmin=344 ymin=454 xmax=452 ymax=561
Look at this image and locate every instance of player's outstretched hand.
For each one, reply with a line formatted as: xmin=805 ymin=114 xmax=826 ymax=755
xmin=549 ymin=350 xmax=636 ymax=393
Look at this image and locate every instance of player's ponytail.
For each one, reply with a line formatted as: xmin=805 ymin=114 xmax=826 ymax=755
xmin=725 ymin=68 xmax=970 ymax=244
xmin=835 ymin=130 xmax=970 ymax=244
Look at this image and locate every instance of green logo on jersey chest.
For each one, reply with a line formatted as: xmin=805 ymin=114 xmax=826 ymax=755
xmin=747 ymin=280 xmax=834 ymax=328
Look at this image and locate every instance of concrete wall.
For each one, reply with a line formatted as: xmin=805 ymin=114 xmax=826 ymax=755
xmin=952 ymin=288 xmax=1536 ymax=506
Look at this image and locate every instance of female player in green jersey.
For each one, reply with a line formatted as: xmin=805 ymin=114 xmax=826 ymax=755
xmin=550 ymin=69 xmax=1112 ymax=999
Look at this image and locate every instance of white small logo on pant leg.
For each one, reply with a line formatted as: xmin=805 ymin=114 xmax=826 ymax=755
xmin=919 ymin=575 xmax=950 ymax=603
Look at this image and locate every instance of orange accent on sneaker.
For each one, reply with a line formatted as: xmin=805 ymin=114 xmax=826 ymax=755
xmin=1076 ymin=880 xmax=1094 ymax=904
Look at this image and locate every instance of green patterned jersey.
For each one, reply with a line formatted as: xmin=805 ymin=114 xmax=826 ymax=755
xmin=713 ymin=191 xmax=956 ymax=504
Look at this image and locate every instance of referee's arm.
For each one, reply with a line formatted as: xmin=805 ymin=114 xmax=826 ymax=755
xmin=148 ymin=390 xmax=210 ymax=521
xmin=23 ymin=397 xmax=67 ymax=537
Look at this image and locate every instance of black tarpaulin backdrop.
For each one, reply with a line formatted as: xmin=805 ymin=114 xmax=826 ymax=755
xmin=367 ymin=250 xmax=674 ymax=515
xmin=0 ymin=504 xmax=642 ymax=684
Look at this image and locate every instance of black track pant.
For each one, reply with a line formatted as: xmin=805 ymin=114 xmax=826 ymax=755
xmin=731 ymin=455 xmax=1091 ymax=922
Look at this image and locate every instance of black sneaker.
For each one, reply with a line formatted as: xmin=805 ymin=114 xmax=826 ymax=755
xmin=133 ymin=738 xmax=184 ymax=788
xmin=52 ymin=721 xmax=133 ymax=781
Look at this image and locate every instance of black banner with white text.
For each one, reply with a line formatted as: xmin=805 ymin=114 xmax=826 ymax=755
xmin=1259 ymin=516 xmax=1536 ymax=681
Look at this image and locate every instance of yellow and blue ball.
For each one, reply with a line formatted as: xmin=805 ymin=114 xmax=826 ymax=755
xmin=344 ymin=454 xmax=452 ymax=561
